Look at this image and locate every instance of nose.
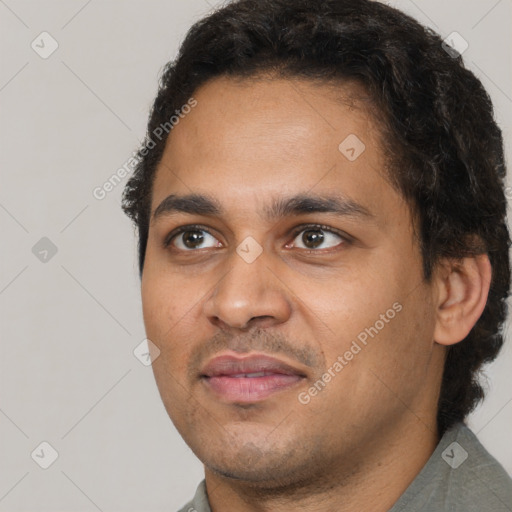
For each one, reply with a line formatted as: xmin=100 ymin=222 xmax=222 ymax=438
xmin=202 ymin=246 xmax=292 ymax=331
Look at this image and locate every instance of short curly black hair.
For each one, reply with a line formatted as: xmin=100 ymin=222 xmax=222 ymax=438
xmin=122 ymin=0 xmax=510 ymax=435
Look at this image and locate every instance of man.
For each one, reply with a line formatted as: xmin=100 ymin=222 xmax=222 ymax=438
xmin=122 ymin=0 xmax=512 ymax=510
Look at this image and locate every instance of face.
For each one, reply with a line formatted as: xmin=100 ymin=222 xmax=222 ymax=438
xmin=141 ymin=76 xmax=443 ymax=487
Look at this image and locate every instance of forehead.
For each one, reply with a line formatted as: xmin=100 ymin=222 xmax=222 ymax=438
xmin=150 ymin=75 xmax=399 ymax=221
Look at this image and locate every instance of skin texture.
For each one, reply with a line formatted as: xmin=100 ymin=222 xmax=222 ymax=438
xmin=141 ymin=76 xmax=491 ymax=512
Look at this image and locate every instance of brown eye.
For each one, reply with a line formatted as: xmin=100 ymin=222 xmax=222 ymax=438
xmin=170 ymin=228 xmax=221 ymax=250
xmin=291 ymin=227 xmax=343 ymax=250
xmin=182 ymin=230 xmax=205 ymax=248
xmin=302 ymin=229 xmax=324 ymax=248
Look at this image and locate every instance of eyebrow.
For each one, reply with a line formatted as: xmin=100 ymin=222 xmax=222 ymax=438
xmin=151 ymin=192 xmax=374 ymax=223
xmin=265 ymin=193 xmax=373 ymax=220
xmin=152 ymin=193 xmax=221 ymax=221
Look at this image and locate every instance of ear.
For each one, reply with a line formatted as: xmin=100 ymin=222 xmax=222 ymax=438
xmin=433 ymin=253 xmax=492 ymax=346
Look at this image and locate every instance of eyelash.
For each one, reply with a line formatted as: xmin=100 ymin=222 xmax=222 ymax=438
xmin=289 ymin=223 xmax=350 ymax=246
xmin=163 ymin=223 xmax=351 ymax=251
xmin=163 ymin=224 xmax=215 ymax=248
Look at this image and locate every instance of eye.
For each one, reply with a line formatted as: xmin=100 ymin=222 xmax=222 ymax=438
xmin=166 ymin=226 xmax=222 ymax=251
xmin=289 ymin=225 xmax=345 ymax=250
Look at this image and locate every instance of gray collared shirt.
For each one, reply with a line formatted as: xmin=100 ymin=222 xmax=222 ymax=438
xmin=177 ymin=423 xmax=512 ymax=511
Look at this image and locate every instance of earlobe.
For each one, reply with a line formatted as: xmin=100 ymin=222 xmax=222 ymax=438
xmin=433 ymin=254 xmax=492 ymax=346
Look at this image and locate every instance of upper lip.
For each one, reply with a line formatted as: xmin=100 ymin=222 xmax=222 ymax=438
xmin=200 ymin=353 xmax=307 ymax=378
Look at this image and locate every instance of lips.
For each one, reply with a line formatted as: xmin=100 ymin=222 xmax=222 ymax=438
xmin=200 ymin=353 xmax=306 ymax=403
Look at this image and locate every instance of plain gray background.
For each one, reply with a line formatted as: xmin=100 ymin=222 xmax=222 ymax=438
xmin=1 ymin=1 xmax=511 ymax=511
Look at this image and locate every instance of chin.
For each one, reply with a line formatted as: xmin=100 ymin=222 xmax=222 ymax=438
xmin=205 ymin=456 xmax=331 ymax=498
xmin=201 ymin=439 xmax=322 ymax=489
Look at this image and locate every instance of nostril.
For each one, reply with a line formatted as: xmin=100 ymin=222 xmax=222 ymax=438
xmin=209 ymin=315 xmax=275 ymax=331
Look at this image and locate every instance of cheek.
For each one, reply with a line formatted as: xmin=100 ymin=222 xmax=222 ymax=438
xmin=298 ymin=266 xmax=398 ymax=336
xmin=141 ymin=262 xmax=193 ymax=332
xmin=141 ymin=276 xmax=187 ymax=370
xmin=141 ymin=267 xmax=208 ymax=373
xmin=299 ymin=253 xmax=428 ymax=368
xmin=142 ymin=278 xmax=191 ymax=404
xmin=141 ymin=277 xmax=168 ymax=339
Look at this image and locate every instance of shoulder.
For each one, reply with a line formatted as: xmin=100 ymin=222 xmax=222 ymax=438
xmin=176 ymin=480 xmax=211 ymax=512
xmin=391 ymin=423 xmax=512 ymax=512
xmin=447 ymin=424 xmax=512 ymax=510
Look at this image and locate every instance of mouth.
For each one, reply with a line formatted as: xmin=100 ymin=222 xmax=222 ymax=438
xmin=200 ymin=353 xmax=307 ymax=403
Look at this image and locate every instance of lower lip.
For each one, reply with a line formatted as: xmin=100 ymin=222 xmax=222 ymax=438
xmin=202 ymin=374 xmax=303 ymax=402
